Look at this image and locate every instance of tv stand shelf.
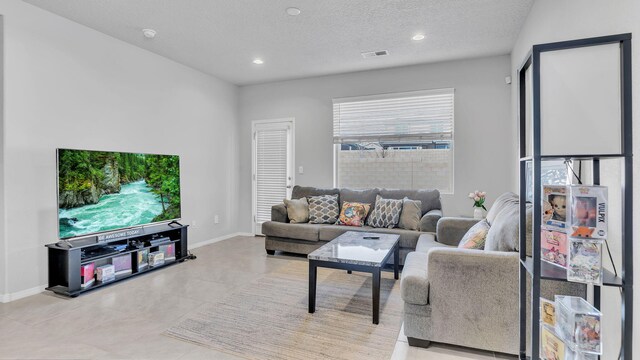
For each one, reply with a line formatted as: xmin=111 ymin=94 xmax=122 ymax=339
xmin=46 ymin=223 xmax=189 ymax=297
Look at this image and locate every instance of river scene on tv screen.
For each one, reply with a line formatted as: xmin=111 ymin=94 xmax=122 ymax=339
xmin=57 ymin=149 xmax=181 ymax=239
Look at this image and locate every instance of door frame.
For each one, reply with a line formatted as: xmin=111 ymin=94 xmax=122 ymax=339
xmin=251 ymin=118 xmax=295 ymax=235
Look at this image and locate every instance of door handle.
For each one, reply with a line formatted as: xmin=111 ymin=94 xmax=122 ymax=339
xmin=286 ymin=185 xmax=292 ymax=189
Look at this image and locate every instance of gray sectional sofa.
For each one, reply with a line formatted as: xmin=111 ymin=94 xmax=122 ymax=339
xmin=400 ymin=192 xmax=585 ymax=355
xmin=261 ymin=185 xmax=443 ymax=264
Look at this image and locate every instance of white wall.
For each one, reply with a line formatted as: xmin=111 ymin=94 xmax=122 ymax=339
xmin=0 ymin=0 xmax=239 ymax=299
xmin=511 ymin=0 xmax=640 ymax=357
xmin=238 ymin=55 xmax=513 ymax=232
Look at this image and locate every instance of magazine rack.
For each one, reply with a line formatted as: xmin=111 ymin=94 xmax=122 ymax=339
xmin=518 ymin=34 xmax=633 ymax=359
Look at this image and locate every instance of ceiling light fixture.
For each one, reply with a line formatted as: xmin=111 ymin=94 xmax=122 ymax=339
xmin=286 ymin=7 xmax=301 ymax=16
xmin=412 ymin=34 xmax=425 ymax=41
xmin=253 ymin=58 xmax=264 ymax=65
xmin=142 ymin=28 xmax=157 ymax=39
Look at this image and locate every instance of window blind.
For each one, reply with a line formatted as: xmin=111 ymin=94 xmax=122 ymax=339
xmin=255 ymin=128 xmax=288 ymax=224
xmin=333 ymin=88 xmax=454 ymax=143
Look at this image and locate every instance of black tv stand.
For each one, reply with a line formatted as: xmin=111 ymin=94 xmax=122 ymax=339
xmin=46 ymin=223 xmax=189 ymax=297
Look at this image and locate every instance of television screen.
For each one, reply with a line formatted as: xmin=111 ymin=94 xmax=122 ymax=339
xmin=57 ymin=149 xmax=181 ymax=239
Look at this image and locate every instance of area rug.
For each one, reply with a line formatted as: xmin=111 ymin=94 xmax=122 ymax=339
xmin=165 ymin=261 xmax=403 ymax=360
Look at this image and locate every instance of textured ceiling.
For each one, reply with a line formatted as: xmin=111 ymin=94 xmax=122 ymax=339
xmin=23 ymin=0 xmax=534 ymax=85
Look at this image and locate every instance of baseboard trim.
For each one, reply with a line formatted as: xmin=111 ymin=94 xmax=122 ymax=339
xmin=0 ymin=233 xmax=258 ymax=303
xmin=0 ymin=284 xmax=47 ymax=303
xmin=189 ymin=232 xmax=256 ymax=250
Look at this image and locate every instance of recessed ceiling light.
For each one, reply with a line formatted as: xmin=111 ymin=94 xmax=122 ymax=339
xmin=142 ymin=28 xmax=157 ymax=39
xmin=412 ymin=34 xmax=425 ymax=41
xmin=253 ymin=58 xmax=264 ymax=65
xmin=286 ymin=7 xmax=301 ymax=16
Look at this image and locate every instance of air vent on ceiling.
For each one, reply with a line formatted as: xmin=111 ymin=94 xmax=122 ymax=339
xmin=361 ymin=50 xmax=389 ymax=58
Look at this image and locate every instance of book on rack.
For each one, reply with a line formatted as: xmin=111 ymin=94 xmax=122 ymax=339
xmin=542 ymin=185 xmax=568 ymax=232
xmin=568 ymin=185 xmax=607 ymax=239
xmin=541 ymin=230 xmax=568 ymax=268
xmin=80 ymin=263 xmax=95 ymax=289
xmin=149 ymin=251 xmax=165 ymax=267
xmin=541 ymin=324 xmax=566 ymax=360
xmin=567 ymin=238 xmax=603 ymax=285
xmin=541 ymin=297 xmax=556 ymax=327
xmin=112 ymin=254 xmax=132 ymax=276
xmin=555 ymin=295 xmax=602 ymax=355
xmin=159 ymin=243 xmax=176 ymax=262
xmin=96 ymin=264 xmax=115 ymax=282
xmin=137 ymin=249 xmax=149 ymax=271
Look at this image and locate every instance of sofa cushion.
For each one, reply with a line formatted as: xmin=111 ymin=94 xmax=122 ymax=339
xmin=261 ymin=222 xmax=320 ymax=242
xmin=399 ymin=198 xmax=422 ymax=230
xmin=367 ymin=195 xmax=403 ymax=228
xmin=318 ymin=224 xmax=374 ymax=241
xmin=283 ymin=198 xmax=309 ymax=223
xmin=308 ymin=194 xmax=340 ymax=224
xmin=339 ymin=188 xmax=379 ymax=210
xmin=360 ymin=227 xmax=424 ymax=249
xmin=379 ymin=188 xmax=441 ymax=215
xmin=415 ymin=233 xmax=454 ymax=253
xmin=458 ymin=219 xmax=490 ymax=250
xmin=485 ymin=196 xmax=532 ymax=252
xmin=401 ymin=251 xmax=430 ymax=305
xmin=318 ymin=225 xmax=423 ymax=249
xmin=336 ymin=201 xmax=371 ymax=227
xmin=291 ymin=185 xmax=339 ymax=200
xmin=486 ymin=192 xmax=518 ymax=226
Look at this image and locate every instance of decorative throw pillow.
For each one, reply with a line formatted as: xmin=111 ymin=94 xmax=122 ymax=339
xmin=398 ymin=198 xmax=422 ymax=231
xmin=283 ymin=198 xmax=309 ymax=223
xmin=458 ymin=220 xmax=490 ymax=250
xmin=336 ymin=202 xmax=371 ymax=227
xmin=308 ymin=194 xmax=340 ymax=224
xmin=366 ymin=195 xmax=403 ymax=229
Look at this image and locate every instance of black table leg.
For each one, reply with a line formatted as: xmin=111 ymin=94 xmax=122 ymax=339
xmin=394 ymin=244 xmax=399 ymax=280
xmin=309 ymin=261 xmax=317 ymax=313
xmin=372 ymin=268 xmax=381 ymax=324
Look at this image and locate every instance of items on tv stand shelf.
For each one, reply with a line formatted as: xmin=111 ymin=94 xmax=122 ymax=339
xmin=45 ymin=223 xmax=189 ymax=297
xmin=518 ymin=33 xmax=632 ymax=359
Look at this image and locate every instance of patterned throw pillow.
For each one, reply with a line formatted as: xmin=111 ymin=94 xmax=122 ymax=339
xmin=336 ymin=202 xmax=371 ymax=227
xmin=458 ymin=220 xmax=491 ymax=250
xmin=308 ymin=194 xmax=340 ymax=224
xmin=366 ymin=195 xmax=403 ymax=229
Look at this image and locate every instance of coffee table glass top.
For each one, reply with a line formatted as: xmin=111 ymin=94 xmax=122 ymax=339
xmin=308 ymin=231 xmax=400 ymax=267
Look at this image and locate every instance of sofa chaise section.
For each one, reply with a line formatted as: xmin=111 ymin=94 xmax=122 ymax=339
xmin=400 ymin=193 xmax=586 ymax=355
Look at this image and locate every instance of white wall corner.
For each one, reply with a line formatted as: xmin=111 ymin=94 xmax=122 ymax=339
xmin=188 ymin=232 xmax=256 ymax=250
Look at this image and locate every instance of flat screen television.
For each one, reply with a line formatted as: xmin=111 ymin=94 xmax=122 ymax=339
xmin=57 ymin=148 xmax=181 ymax=240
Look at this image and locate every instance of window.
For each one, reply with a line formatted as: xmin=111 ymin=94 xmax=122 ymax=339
xmin=333 ymin=89 xmax=454 ymax=193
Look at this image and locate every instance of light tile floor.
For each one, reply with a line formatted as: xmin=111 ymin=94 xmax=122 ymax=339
xmin=0 ymin=236 xmax=516 ymax=359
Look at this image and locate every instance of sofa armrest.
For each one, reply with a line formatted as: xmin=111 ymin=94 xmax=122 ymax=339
xmin=400 ymin=251 xmax=430 ymax=305
xmin=427 ymin=248 xmax=520 ymax=350
xmin=271 ymin=203 xmax=288 ymax=223
xmin=419 ymin=209 xmax=442 ymax=232
xmin=436 ymin=217 xmax=480 ymax=246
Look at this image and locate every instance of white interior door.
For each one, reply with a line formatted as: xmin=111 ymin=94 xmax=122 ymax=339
xmin=252 ymin=119 xmax=294 ymax=234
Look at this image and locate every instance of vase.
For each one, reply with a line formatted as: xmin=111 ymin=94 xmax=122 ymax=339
xmin=473 ymin=207 xmax=485 ymax=219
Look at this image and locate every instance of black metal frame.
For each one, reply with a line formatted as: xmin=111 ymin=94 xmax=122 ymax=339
xmin=308 ymin=242 xmax=399 ymax=325
xmin=518 ymin=33 xmax=633 ymax=359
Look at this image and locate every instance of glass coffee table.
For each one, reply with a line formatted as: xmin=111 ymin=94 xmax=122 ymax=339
xmin=307 ymin=231 xmax=400 ymax=324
